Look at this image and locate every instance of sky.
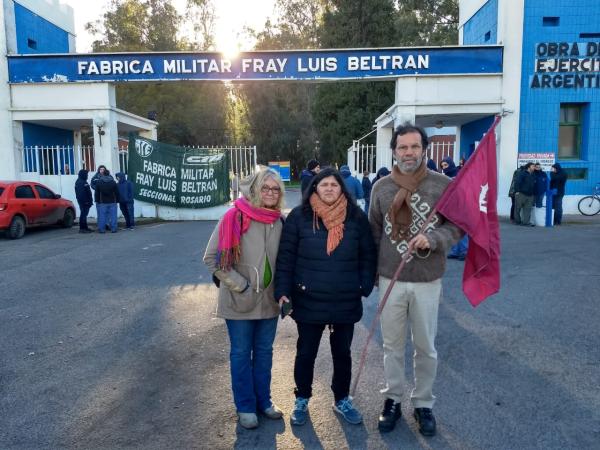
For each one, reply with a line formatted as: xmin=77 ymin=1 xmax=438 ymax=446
xmin=62 ymin=0 xmax=277 ymax=53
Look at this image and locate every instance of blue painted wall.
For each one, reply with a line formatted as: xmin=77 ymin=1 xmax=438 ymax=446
xmin=14 ymin=2 xmax=69 ymax=54
xmin=518 ymin=0 xmax=600 ymax=195
xmin=23 ymin=123 xmax=74 ymax=174
xmin=460 ymin=116 xmax=495 ymax=159
xmin=463 ymin=0 xmax=498 ymax=45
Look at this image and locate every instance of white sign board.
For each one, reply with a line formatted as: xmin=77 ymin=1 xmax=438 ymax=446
xmin=517 ymin=152 xmax=555 ymax=171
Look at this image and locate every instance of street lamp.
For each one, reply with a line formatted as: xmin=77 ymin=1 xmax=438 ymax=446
xmin=94 ymin=113 xmax=107 ymax=146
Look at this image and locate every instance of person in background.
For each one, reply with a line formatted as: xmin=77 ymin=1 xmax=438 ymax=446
xmin=203 ymin=168 xmax=286 ymax=430
xmin=533 ymin=163 xmax=548 ymax=209
xmin=508 ymin=166 xmax=523 ymax=223
xmin=339 ymin=165 xmax=364 ymax=202
xmin=514 ymin=162 xmax=536 ymax=226
xmin=373 ymin=167 xmax=391 ymax=185
xmin=275 ymin=168 xmax=376 ymax=427
xmin=426 ymin=157 xmax=438 ymax=172
xmin=116 ymin=172 xmax=135 ymax=230
xmin=550 ymin=163 xmax=567 ymax=226
xmin=301 ymin=159 xmax=320 ymax=194
xmin=441 ymin=157 xmax=468 ymax=260
xmin=440 ymin=157 xmax=459 ymax=178
xmin=91 ymin=166 xmax=120 ymax=234
xmin=74 ymin=169 xmax=93 ymax=234
xmin=362 ymin=170 xmax=372 ymax=213
xmin=458 ymin=157 xmax=466 ymax=169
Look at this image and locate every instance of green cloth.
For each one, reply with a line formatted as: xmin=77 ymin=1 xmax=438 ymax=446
xmin=263 ymin=255 xmax=272 ymax=288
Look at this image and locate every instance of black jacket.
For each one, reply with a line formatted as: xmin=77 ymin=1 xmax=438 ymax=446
xmin=550 ymin=167 xmax=567 ymax=196
xmin=274 ymin=203 xmax=377 ymax=324
xmin=75 ymin=170 xmax=93 ymax=206
xmin=93 ymin=175 xmax=120 ymax=204
xmin=515 ymin=170 xmax=535 ymax=196
xmin=300 ymin=169 xmax=317 ymax=195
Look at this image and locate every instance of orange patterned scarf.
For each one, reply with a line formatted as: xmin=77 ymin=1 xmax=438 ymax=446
xmin=309 ymin=192 xmax=347 ymax=255
xmin=388 ymin=161 xmax=428 ymax=241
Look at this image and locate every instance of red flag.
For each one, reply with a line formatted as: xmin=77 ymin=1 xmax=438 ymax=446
xmin=436 ymin=116 xmax=501 ymax=307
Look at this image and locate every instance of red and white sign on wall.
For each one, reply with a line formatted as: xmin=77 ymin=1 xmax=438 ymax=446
xmin=517 ymin=152 xmax=555 ymax=171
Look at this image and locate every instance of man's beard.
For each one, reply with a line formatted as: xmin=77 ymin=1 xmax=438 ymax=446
xmin=398 ymin=155 xmax=425 ymax=173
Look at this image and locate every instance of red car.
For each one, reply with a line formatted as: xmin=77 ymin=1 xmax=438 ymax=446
xmin=0 ymin=181 xmax=76 ymax=239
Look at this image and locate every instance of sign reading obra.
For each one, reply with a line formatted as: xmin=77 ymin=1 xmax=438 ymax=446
xmin=8 ymin=46 xmax=502 ymax=83
xmin=128 ymin=137 xmax=230 ymax=209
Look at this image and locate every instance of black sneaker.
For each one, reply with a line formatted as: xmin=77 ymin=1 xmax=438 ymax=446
xmin=413 ymin=408 xmax=436 ymax=436
xmin=378 ymin=398 xmax=401 ymax=432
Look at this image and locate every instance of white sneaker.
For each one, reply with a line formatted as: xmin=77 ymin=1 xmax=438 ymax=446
xmin=238 ymin=412 xmax=258 ymax=429
xmin=262 ymin=404 xmax=283 ymax=419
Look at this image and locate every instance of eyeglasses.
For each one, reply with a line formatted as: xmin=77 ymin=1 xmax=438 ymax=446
xmin=261 ymin=186 xmax=281 ymax=194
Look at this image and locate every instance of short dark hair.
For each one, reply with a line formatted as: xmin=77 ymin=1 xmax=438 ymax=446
xmin=390 ymin=123 xmax=429 ymax=151
xmin=524 ymin=162 xmax=534 ymax=170
xmin=301 ymin=167 xmax=360 ymax=215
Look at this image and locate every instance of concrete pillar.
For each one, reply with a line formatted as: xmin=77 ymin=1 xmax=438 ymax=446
xmin=376 ymin=126 xmax=393 ymax=170
xmin=0 ymin=3 xmax=16 ymax=180
xmin=93 ymin=110 xmax=119 ymax=174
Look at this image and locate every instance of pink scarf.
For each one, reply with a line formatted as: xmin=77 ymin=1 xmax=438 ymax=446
xmin=217 ymin=197 xmax=281 ymax=270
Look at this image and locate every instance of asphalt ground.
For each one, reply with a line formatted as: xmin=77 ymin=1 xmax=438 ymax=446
xmin=1 ymin=198 xmax=599 ymax=449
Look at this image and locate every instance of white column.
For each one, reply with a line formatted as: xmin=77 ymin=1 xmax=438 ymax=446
xmin=0 ymin=4 xmax=17 ymax=180
xmin=93 ymin=110 xmax=120 ymax=174
xmin=376 ymin=126 xmax=393 ymax=171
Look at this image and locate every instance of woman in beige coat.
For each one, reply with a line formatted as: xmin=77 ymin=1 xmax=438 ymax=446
xmin=204 ymin=168 xmax=285 ymax=429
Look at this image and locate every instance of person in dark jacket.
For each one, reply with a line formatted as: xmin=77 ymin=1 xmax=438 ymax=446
xmin=91 ymin=166 xmax=120 ymax=233
xmin=300 ymin=159 xmax=320 ymax=194
xmin=440 ymin=156 xmax=459 ymax=178
xmin=533 ymin=163 xmax=548 ymax=208
xmin=74 ymin=169 xmax=93 ymax=233
xmin=339 ymin=165 xmax=364 ymax=202
xmin=373 ymin=167 xmax=391 ymax=185
xmin=362 ymin=170 xmax=372 ymax=213
xmin=514 ymin=162 xmax=536 ymax=226
xmin=116 ymin=172 xmax=135 ymax=229
xmin=550 ymin=163 xmax=567 ymax=225
xmin=426 ymin=158 xmax=438 ymax=172
xmin=275 ymin=168 xmax=377 ymax=427
xmin=508 ymin=166 xmax=523 ymax=223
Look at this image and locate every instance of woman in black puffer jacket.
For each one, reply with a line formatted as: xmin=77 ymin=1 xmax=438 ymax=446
xmin=275 ymin=168 xmax=377 ymax=426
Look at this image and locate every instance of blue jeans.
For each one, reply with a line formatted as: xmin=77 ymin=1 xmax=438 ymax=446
xmin=225 ymin=317 xmax=278 ymax=413
xmin=449 ymin=235 xmax=469 ymax=257
xmin=96 ymin=203 xmax=118 ymax=232
xmin=119 ymin=202 xmax=135 ymax=228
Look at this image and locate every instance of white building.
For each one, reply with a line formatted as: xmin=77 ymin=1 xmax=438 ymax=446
xmin=0 ymin=0 xmax=157 ymax=217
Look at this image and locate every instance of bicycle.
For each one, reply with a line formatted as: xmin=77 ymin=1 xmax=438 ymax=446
xmin=577 ymin=182 xmax=600 ymax=216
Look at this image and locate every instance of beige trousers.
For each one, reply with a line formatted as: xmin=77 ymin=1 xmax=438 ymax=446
xmin=379 ymin=276 xmax=442 ymax=408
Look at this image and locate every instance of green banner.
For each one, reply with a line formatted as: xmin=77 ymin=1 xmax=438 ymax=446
xmin=128 ymin=137 xmax=230 ymax=208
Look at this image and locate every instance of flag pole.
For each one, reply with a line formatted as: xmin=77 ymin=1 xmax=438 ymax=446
xmin=350 ymin=207 xmax=438 ymax=398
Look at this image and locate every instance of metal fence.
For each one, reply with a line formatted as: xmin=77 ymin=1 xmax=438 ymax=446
xmin=21 ymin=144 xmax=257 ymax=179
xmin=348 ymin=143 xmax=376 ymax=175
xmin=21 ymin=145 xmax=96 ymax=175
xmin=427 ymin=141 xmax=456 ymax=168
xmin=182 ymin=145 xmax=258 ymax=178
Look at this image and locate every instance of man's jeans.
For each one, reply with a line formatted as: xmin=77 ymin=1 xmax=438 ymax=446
xmin=96 ymin=203 xmax=118 ymax=232
xmin=78 ymin=203 xmax=91 ymax=230
xmin=119 ymin=202 xmax=135 ymax=228
xmin=514 ymin=193 xmax=534 ymax=225
xmin=225 ymin=318 xmax=278 ymax=413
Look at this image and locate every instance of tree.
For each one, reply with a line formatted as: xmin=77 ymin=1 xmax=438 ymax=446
xmin=395 ymin=0 xmax=459 ymax=46
xmin=86 ymin=0 xmax=228 ymax=145
xmin=238 ymin=0 xmax=330 ymax=177
xmin=312 ymin=0 xmax=397 ymax=165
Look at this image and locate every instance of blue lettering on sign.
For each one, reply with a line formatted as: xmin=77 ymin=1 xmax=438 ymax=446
xmin=7 ymin=47 xmax=503 ymax=83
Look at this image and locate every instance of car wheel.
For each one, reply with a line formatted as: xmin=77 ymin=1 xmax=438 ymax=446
xmin=61 ymin=208 xmax=75 ymax=228
xmin=8 ymin=215 xmax=26 ymax=239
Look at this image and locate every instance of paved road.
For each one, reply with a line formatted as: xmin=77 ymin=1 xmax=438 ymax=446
xmin=1 ymin=209 xmax=599 ymax=449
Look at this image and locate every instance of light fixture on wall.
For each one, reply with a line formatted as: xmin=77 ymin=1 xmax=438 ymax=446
xmin=435 ymin=120 xmax=444 ymax=129
xmin=94 ymin=113 xmax=107 ymax=146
